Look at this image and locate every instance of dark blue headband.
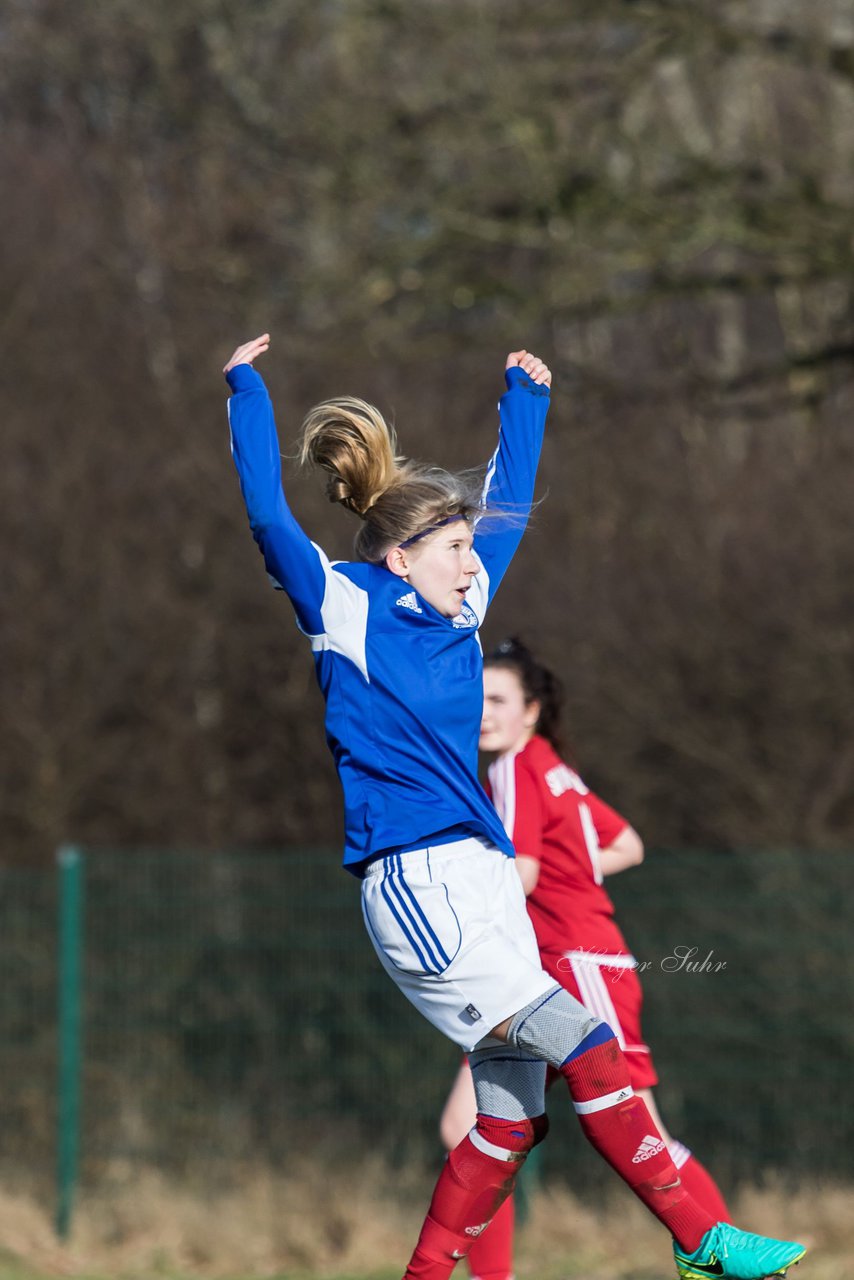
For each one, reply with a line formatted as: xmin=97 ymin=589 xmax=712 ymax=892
xmin=399 ymin=512 xmax=468 ymax=549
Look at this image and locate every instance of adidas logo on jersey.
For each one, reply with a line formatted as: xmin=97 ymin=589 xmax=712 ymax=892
xmin=395 ymin=591 xmax=422 ymax=614
xmin=544 ymin=763 xmax=589 ymax=798
xmin=632 ymin=1134 xmax=666 ymax=1163
xmin=464 ymin=1222 xmax=490 ymax=1238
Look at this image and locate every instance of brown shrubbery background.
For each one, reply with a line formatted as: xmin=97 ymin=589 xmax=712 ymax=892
xmin=2 ymin=7 xmax=853 ymax=1272
xmin=3 ymin=1 xmax=854 ymax=865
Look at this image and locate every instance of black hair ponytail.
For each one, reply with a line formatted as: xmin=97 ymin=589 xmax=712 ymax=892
xmin=484 ymin=637 xmax=569 ymax=759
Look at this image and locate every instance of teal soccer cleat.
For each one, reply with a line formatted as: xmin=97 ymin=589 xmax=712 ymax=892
xmin=674 ymin=1222 xmax=806 ymax=1280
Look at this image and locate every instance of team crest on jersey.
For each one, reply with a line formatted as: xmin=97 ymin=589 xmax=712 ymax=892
xmin=451 ymin=602 xmax=477 ymax=629
xmin=544 ymin=764 xmax=588 ymax=798
xmin=395 ymin=591 xmax=423 ymax=614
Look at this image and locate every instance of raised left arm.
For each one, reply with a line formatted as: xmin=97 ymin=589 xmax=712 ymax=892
xmin=470 ymin=351 xmax=551 ymax=614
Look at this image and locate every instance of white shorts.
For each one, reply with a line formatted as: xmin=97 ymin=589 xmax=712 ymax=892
xmin=361 ymin=837 xmax=556 ymax=1052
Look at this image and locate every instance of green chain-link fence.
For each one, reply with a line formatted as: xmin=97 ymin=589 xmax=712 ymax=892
xmin=1 ymin=847 xmax=851 ymax=1236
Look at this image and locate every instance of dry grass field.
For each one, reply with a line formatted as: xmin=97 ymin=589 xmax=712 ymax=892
xmin=0 ymin=1162 xmax=851 ymax=1280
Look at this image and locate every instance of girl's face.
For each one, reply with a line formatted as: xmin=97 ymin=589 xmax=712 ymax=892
xmin=479 ymin=666 xmax=540 ymax=755
xmin=391 ymin=521 xmax=481 ymax=618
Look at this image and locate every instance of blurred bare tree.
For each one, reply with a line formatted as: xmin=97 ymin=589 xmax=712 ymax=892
xmin=2 ymin=0 xmax=853 ymax=863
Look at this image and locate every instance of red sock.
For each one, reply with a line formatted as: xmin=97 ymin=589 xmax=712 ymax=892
xmin=404 ymin=1117 xmax=543 ymax=1280
xmin=669 ymin=1143 xmax=732 ymax=1224
xmin=466 ymin=1191 xmax=514 ymax=1280
xmin=560 ymin=1033 xmax=715 ymax=1253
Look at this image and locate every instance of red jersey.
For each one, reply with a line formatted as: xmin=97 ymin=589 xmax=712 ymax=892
xmin=486 ymin=734 xmax=633 ymax=961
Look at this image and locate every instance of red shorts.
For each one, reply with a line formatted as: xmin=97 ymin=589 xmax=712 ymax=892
xmin=542 ymin=948 xmax=658 ymax=1091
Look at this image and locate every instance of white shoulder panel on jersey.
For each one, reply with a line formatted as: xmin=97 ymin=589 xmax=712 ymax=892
xmin=466 ymin=552 xmax=491 ymax=624
xmin=487 ymin=752 xmax=518 ymax=840
xmin=307 ymin=545 xmax=370 ymax=683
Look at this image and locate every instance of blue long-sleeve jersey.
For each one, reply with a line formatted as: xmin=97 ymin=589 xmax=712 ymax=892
xmin=226 ymin=363 xmax=550 ymax=875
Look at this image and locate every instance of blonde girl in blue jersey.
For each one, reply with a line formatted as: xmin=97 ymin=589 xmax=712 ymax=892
xmin=223 ymin=334 xmax=804 ymax=1280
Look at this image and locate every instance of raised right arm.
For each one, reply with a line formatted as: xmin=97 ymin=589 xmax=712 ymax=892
xmin=225 ymin=361 xmax=329 ymax=635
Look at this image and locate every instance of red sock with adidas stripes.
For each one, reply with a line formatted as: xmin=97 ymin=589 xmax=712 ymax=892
xmin=669 ymin=1142 xmax=732 ymax=1224
xmin=559 ymin=1028 xmax=716 ymax=1253
xmin=404 ymin=1118 xmax=540 ymax=1280
xmin=465 ymin=1190 xmax=514 ymax=1280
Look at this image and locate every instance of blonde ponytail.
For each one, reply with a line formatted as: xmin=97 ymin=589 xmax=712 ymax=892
xmin=299 ymin=398 xmax=404 ymax=516
xmin=298 ymin=397 xmax=485 ymax=563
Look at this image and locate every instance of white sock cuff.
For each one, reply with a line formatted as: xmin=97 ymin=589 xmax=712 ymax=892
xmin=468 ymin=1127 xmax=524 ymax=1162
xmin=572 ymin=1085 xmax=634 ymax=1114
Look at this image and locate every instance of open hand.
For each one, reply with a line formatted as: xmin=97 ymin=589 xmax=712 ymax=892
xmin=505 ymin=350 xmax=551 ymax=387
xmin=223 ymin=333 xmax=271 ymax=374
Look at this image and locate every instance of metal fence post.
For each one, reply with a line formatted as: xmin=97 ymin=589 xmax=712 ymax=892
xmin=56 ymin=844 xmax=84 ymax=1239
xmin=514 ymin=1142 xmax=542 ymax=1225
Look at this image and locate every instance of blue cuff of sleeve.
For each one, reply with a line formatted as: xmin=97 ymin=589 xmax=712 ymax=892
xmin=225 ymin=363 xmax=266 ymax=393
xmin=504 ymin=365 xmax=550 ymax=396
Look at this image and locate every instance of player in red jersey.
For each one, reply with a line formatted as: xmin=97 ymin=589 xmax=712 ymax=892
xmin=441 ymin=638 xmax=730 ymax=1280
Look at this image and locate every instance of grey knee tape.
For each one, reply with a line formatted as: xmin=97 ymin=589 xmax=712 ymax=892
xmin=506 ymin=985 xmax=603 ymax=1070
xmin=468 ymin=1044 xmax=547 ymax=1121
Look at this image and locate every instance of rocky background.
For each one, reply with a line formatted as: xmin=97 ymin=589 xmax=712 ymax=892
xmin=3 ymin=0 xmax=854 ymax=863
